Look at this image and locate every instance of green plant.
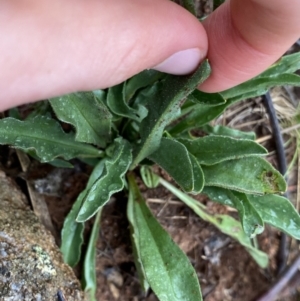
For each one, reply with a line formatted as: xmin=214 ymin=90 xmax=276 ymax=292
xmin=1 ymin=9 xmax=300 ymax=301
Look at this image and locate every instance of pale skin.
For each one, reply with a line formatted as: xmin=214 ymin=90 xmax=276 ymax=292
xmin=1 ymin=0 xmax=300 ymax=111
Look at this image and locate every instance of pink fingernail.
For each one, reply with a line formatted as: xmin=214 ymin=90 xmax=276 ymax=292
xmin=152 ymin=48 xmax=204 ymax=75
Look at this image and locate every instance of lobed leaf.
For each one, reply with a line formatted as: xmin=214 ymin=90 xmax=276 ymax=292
xmin=160 ymin=178 xmax=268 ymax=268
xmin=178 ymin=136 xmax=267 ymax=165
xmin=127 ymin=174 xmax=203 ymax=301
xmin=131 ymin=60 xmax=211 ymax=167
xmin=50 ymin=92 xmax=112 ymax=147
xmin=0 ymin=116 xmax=102 ymax=162
xmin=203 ymin=187 xmax=264 ymax=237
xmin=202 ymin=157 xmax=286 ymax=194
xmin=76 ymin=138 xmax=132 ymax=222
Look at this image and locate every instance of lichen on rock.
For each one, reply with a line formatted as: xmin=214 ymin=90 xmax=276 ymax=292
xmin=0 ymin=171 xmax=85 ymax=301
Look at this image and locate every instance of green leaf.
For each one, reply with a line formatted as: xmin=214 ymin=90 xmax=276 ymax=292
xmin=202 ymin=157 xmax=286 ymax=194
xmin=171 ymin=53 xmax=300 ymax=136
xmin=160 ymin=178 xmax=268 ymax=268
xmin=222 ymin=53 xmax=300 ymax=102
xmin=189 ymin=154 xmax=205 ymax=194
xmin=248 ymin=194 xmax=300 ymax=240
xmin=50 ymin=92 xmax=112 ymax=147
xmin=26 ymin=150 xmax=74 ymax=168
xmin=202 ymin=124 xmax=256 ymax=140
xmin=149 ymin=137 xmax=204 ymax=193
xmin=60 ymin=160 xmax=105 ymax=266
xmin=83 ymin=209 xmax=102 ymax=301
xmin=181 ymin=0 xmax=196 ymax=15
xmin=60 ymin=192 xmax=85 ymax=267
xmin=127 ymin=174 xmax=203 ymax=301
xmin=169 ymin=102 xmax=227 ymax=135
xmin=46 ymin=159 xmax=74 ymax=168
xmin=107 ymin=83 xmax=146 ymax=122
xmin=77 ymin=138 xmax=132 ymax=222
xmin=149 ymin=137 xmax=194 ymax=192
xmin=124 ymin=69 xmax=165 ymax=101
xmin=0 ymin=116 xmax=102 ymax=162
xmin=202 ymin=187 xmax=264 ymax=237
xmin=260 ymin=52 xmax=300 ymax=77
xmin=127 ymin=177 xmax=150 ymax=292
xmin=214 ymin=0 xmax=225 ymax=10
xmin=131 ymin=60 xmax=211 ymax=167
xmin=178 ymin=136 xmax=267 ymax=165
xmin=140 ymin=166 xmax=160 ymax=189
xmin=188 ymin=90 xmax=226 ymax=106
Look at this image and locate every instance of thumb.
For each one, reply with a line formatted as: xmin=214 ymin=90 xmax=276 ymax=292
xmin=199 ymin=0 xmax=300 ymax=93
xmin=0 ymin=0 xmax=207 ymax=111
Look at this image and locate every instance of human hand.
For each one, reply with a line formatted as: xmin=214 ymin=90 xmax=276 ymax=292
xmin=1 ymin=0 xmax=299 ymax=111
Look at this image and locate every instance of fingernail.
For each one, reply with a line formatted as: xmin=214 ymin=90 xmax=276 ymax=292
xmin=152 ymin=48 xmax=204 ymax=75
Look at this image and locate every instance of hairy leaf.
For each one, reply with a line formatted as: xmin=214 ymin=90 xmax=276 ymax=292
xmin=124 ymin=69 xmax=164 ymax=101
xmin=61 ymin=160 xmax=105 ymax=266
xmin=127 ymin=176 xmax=150 ymax=292
xmin=181 ymin=0 xmax=196 ymax=15
xmin=178 ymin=136 xmax=267 ymax=165
xmin=214 ymin=0 xmax=225 ymax=9
xmin=222 ymin=53 xmax=300 ymax=101
xmin=0 ymin=116 xmax=102 ymax=162
xmin=83 ymin=209 xmax=102 ymax=301
xmin=128 ymin=174 xmax=203 ymax=301
xmin=189 ymin=153 xmax=205 ymax=194
xmin=248 ymin=194 xmax=300 ymax=240
xmin=107 ymin=83 xmax=145 ymax=122
xmin=202 ymin=124 xmax=256 ymax=140
xmin=203 ymin=187 xmax=264 ymax=237
xmin=132 ymin=60 xmax=211 ymax=167
xmin=188 ymin=90 xmax=226 ymax=106
xmin=50 ymin=92 xmax=112 ymax=147
xmin=160 ymin=178 xmax=268 ymax=268
xmin=149 ymin=137 xmax=194 ymax=192
xmin=169 ymin=102 xmax=227 ymax=135
xmin=77 ymin=138 xmax=132 ymax=222
xmin=140 ymin=166 xmax=160 ymax=189
xmin=202 ymin=157 xmax=286 ymax=194
xmin=26 ymin=150 xmax=74 ymax=168
xmin=60 ymin=192 xmax=85 ymax=267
